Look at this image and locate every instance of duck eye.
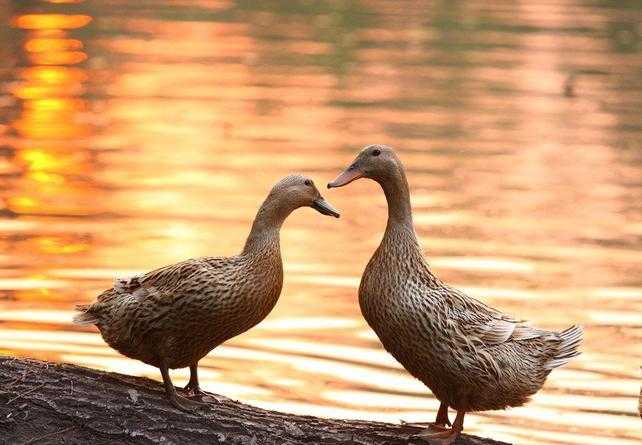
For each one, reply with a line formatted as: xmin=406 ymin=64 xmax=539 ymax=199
xmin=372 ymin=149 xmax=381 ymax=156
xmin=304 ymin=179 xmax=312 ymax=186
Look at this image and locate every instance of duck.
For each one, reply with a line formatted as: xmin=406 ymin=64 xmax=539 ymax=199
xmin=328 ymin=145 xmax=583 ymax=444
xmin=74 ymin=174 xmax=340 ymax=411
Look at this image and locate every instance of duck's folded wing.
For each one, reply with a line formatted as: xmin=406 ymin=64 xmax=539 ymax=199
xmin=106 ymin=258 xmax=211 ymax=303
xmin=445 ymin=286 xmax=539 ymax=346
xmin=142 ymin=260 xmax=207 ymax=293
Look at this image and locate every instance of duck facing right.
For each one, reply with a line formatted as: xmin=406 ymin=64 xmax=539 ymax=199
xmin=328 ymin=144 xmax=583 ymax=444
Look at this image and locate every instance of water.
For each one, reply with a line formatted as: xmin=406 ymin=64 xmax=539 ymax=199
xmin=1 ymin=0 xmax=641 ymax=443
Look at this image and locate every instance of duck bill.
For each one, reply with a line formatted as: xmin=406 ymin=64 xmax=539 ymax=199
xmin=327 ymin=168 xmax=363 ymax=188
xmin=311 ymin=198 xmax=340 ymax=218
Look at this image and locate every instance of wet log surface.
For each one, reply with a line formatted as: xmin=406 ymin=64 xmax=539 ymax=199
xmin=0 ymin=357 xmax=510 ymax=445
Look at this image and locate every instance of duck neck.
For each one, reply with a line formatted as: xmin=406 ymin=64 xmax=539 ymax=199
xmin=372 ymin=166 xmax=438 ymax=285
xmin=242 ymin=196 xmax=289 ymax=256
xmin=379 ymin=167 xmax=414 ymax=234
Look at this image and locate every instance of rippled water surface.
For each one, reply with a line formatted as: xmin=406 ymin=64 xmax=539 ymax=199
xmin=1 ymin=1 xmax=641 ymax=443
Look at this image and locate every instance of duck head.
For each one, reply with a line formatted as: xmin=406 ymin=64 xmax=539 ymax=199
xmin=270 ymin=174 xmax=340 ymax=218
xmin=327 ymin=144 xmax=401 ymax=188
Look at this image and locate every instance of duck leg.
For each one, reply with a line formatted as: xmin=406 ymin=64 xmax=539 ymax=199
xmin=159 ymin=360 xmax=207 ymax=412
xmin=182 ymin=362 xmax=224 ymax=403
xmin=403 ymin=402 xmax=451 ymax=430
xmin=434 ymin=402 xmax=451 ymax=427
xmin=413 ymin=410 xmax=465 ymax=445
xmin=183 ymin=362 xmax=205 ymax=396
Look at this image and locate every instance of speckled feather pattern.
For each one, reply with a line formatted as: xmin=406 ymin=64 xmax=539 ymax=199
xmin=73 ymin=174 xmax=332 ymax=370
xmin=353 ymin=145 xmax=583 ymax=413
xmin=88 ymin=250 xmax=282 ymax=369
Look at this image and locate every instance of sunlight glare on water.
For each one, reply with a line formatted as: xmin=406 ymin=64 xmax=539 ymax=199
xmin=0 ymin=1 xmax=641 ymax=444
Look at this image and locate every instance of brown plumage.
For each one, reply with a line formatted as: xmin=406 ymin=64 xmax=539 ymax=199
xmin=328 ymin=145 xmax=583 ymax=443
xmin=74 ymin=174 xmax=339 ymax=411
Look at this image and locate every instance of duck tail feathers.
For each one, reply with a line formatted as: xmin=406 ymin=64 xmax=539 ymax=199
xmin=72 ymin=304 xmax=98 ymax=325
xmin=545 ymin=325 xmax=583 ymax=370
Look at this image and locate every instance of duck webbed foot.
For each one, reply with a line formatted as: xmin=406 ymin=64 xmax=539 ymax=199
xmin=403 ymin=402 xmax=451 ymax=431
xmin=181 ymin=362 xmax=225 ymax=403
xmin=412 ymin=410 xmax=464 ymax=445
xmin=170 ymin=393 xmax=209 ymax=412
xmin=183 ymin=384 xmax=223 ymax=403
xmin=160 ymin=361 xmax=209 ymax=413
xmin=409 ymin=423 xmax=450 ymax=432
xmin=182 ymin=363 xmax=203 ymax=395
xmin=413 ymin=428 xmax=459 ymax=444
xmin=183 ymin=383 xmax=206 ymax=397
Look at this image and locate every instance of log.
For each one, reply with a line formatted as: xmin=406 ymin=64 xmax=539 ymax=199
xmin=0 ymin=357 xmax=509 ymax=445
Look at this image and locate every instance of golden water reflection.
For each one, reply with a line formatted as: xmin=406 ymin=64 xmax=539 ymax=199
xmin=0 ymin=1 xmax=641 ymax=444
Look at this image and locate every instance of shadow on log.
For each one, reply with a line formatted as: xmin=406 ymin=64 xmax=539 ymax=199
xmin=0 ymin=357 xmax=510 ymax=445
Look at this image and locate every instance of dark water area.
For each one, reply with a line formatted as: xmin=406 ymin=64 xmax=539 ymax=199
xmin=0 ymin=1 xmax=641 ymax=443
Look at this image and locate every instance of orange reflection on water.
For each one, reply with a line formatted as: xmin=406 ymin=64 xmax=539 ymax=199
xmin=12 ymin=14 xmax=91 ymax=30
xmin=11 ymin=15 xmax=89 ymax=138
xmin=1 ymin=2 xmax=641 ymax=445
xmin=5 ymin=7 xmax=96 ymax=235
xmin=25 ymin=37 xmax=83 ymax=53
xmin=46 ymin=0 xmax=86 ymax=3
xmin=27 ymin=49 xmax=87 ymax=66
xmin=22 ymin=66 xmax=87 ymax=83
xmin=19 ymin=148 xmax=85 ymax=173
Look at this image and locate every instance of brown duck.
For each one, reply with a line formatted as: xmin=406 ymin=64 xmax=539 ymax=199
xmin=74 ymin=174 xmax=339 ymax=411
xmin=328 ymin=145 xmax=583 ymax=444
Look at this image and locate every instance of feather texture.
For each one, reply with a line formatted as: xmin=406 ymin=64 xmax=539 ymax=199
xmin=71 ymin=174 xmax=331 ymax=370
xmin=350 ymin=145 xmax=584 ymax=413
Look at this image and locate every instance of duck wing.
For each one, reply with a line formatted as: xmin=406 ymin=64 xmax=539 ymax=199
xmin=86 ymin=257 xmax=228 ymax=334
xmin=442 ymin=285 xmax=541 ymax=346
xmin=443 ymin=285 xmax=583 ymax=371
xmin=96 ymin=257 xmax=222 ymax=306
xmin=135 ymin=258 xmax=211 ymax=297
